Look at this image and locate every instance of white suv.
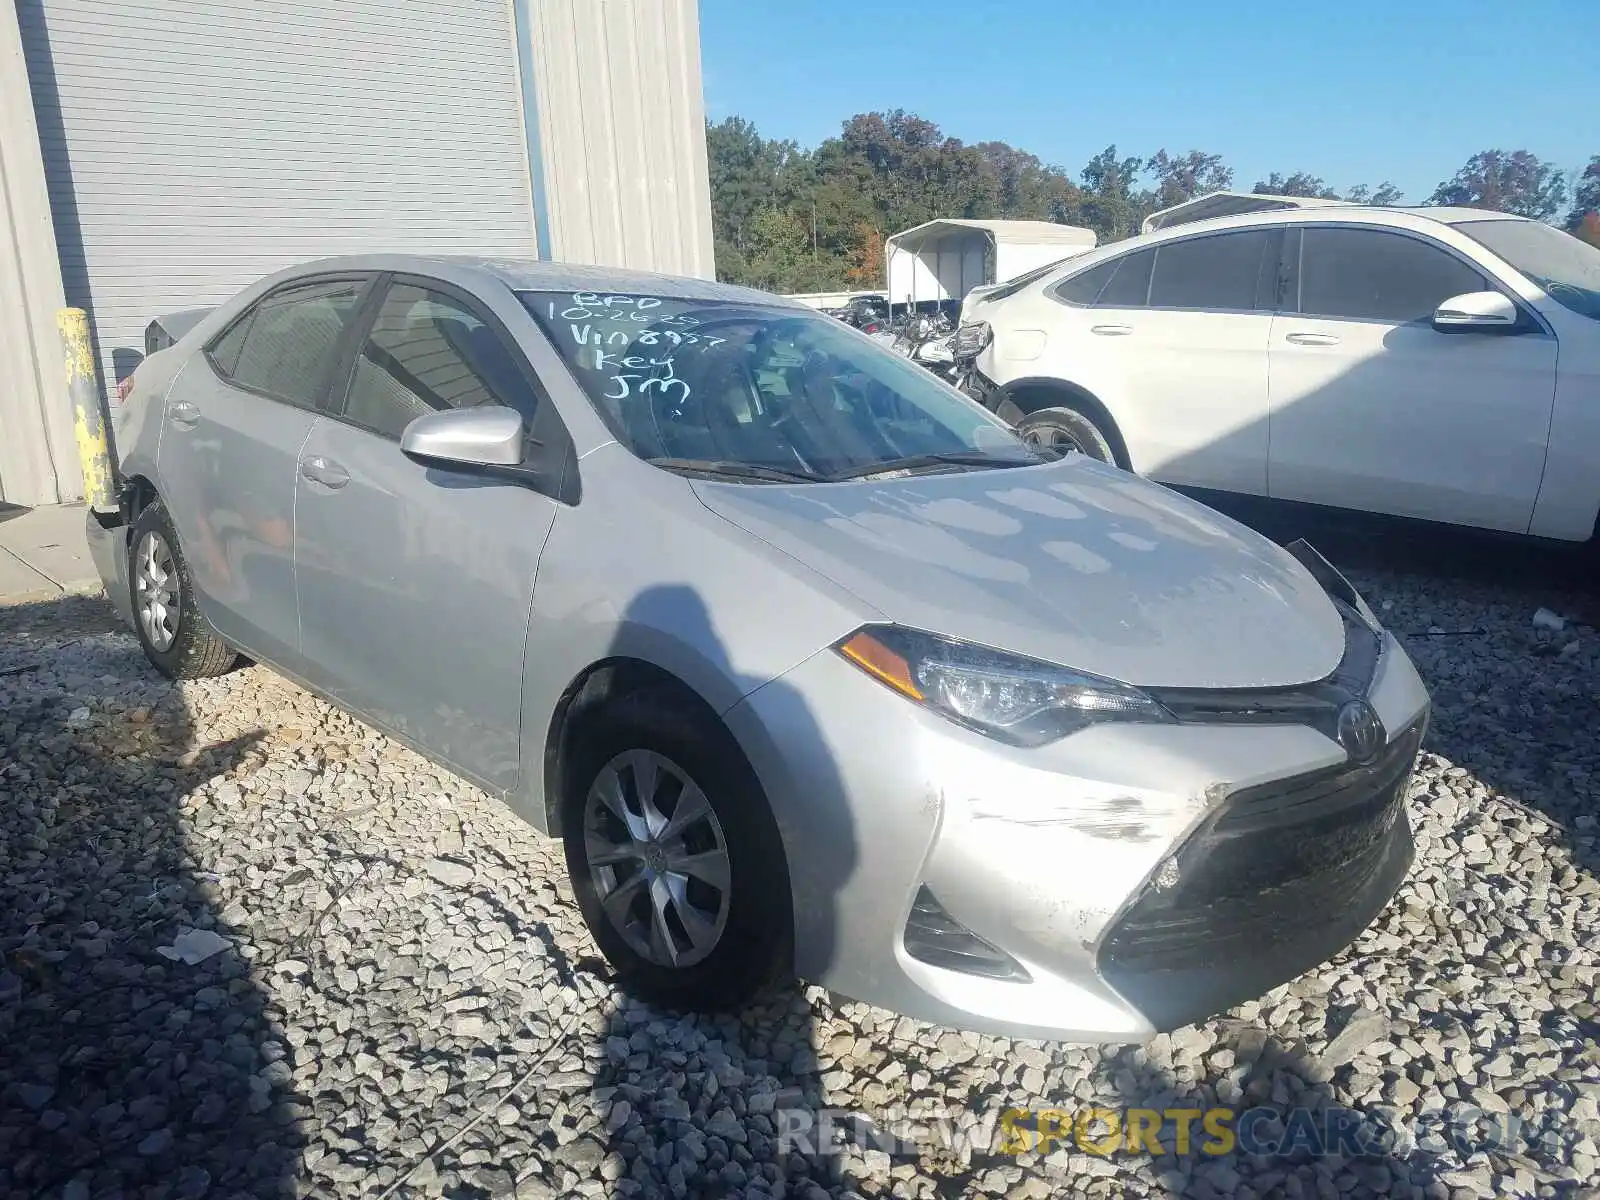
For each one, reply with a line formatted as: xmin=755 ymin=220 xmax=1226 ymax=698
xmin=957 ymin=206 xmax=1600 ymax=542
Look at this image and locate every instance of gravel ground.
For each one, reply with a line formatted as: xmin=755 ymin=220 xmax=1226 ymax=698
xmin=2 ymin=547 xmax=1598 ymax=1200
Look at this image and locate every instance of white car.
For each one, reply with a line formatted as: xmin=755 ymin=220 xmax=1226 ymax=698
xmin=957 ymin=207 xmax=1600 ymax=542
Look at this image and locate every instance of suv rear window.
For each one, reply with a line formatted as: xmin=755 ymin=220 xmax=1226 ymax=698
xmin=1052 ymin=258 xmax=1119 ymax=305
xmin=1096 ymin=249 xmax=1155 ymax=307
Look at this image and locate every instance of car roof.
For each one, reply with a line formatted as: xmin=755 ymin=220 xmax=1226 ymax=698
xmin=261 ymin=253 xmax=805 ymax=309
xmin=1111 ymin=203 xmax=1532 ymax=247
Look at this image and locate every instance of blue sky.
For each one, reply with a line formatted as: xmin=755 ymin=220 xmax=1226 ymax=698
xmin=697 ymin=0 xmax=1597 ymax=205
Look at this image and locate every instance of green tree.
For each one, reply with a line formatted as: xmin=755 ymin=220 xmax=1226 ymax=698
xmin=706 ymin=109 xmax=1091 ymax=291
xmin=1566 ymin=156 xmax=1600 ymax=232
xmin=705 ymin=117 xmax=802 ymax=258
xmin=1428 ymin=150 xmax=1568 ymax=221
xmin=1079 ymin=146 xmax=1150 ymax=241
xmin=1146 ymin=149 xmax=1234 ymax=209
xmin=1254 ymin=172 xmax=1340 ymax=199
xmin=1345 ymin=182 xmax=1404 ymax=205
xmin=975 ymin=142 xmax=1082 ymax=222
xmin=738 ymin=207 xmax=815 ymax=293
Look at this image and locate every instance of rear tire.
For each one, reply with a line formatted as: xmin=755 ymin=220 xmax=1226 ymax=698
xmin=1015 ymin=405 xmax=1118 ymax=465
xmin=561 ymin=686 xmax=791 ymax=1011
xmin=128 ymin=500 xmax=240 ymax=679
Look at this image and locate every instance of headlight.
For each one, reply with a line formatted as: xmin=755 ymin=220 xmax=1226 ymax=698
xmin=835 ymin=625 xmax=1173 ymax=747
xmin=952 ymin=321 xmax=993 ymax=360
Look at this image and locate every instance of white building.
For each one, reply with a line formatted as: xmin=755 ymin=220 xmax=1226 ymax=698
xmin=0 ymin=0 xmax=715 ymax=507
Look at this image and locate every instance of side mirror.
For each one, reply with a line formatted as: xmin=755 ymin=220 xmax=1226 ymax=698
xmin=1432 ymin=291 xmax=1520 ymax=333
xmin=400 ymin=405 xmax=525 ymax=469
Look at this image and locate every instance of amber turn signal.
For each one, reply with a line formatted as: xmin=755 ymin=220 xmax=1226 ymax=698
xmin=837 ymin=629 xmax=924 ymax=701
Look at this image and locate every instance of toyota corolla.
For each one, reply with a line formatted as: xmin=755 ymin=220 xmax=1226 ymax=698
xmin=88 ymin=255 xmax=1430 ymax=1041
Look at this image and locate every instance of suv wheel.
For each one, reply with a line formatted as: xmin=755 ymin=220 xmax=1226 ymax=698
xmin=1016 ymin=406 xmax=1118 ymax=464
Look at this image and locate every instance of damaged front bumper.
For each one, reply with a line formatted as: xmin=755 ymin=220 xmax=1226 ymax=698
xmin=728 ymin=612 xmax=1430 ymax=1043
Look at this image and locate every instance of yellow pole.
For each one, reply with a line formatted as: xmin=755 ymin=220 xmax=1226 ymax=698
xmin=58 ymin=307 xmax=118 ymax=514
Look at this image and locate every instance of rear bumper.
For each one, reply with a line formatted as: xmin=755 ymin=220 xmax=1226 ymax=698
xmin=85 ymin=509 xmax=134 ymax=631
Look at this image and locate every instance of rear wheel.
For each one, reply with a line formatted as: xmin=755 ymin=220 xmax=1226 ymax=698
xmin=1015 ymin=405 xmax=1118 ymax=464
xmin=561 ymin=686 xmax=791 ymax=1010
xmin=128 ymin=500 xmax=240 ymax=679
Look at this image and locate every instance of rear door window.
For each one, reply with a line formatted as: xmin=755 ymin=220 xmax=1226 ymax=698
xmin=211 ymin=278 xmax=368 ymax=409
xmin=1095 ymin=248 xmax=1156 ymax=308
xmin=1295 ymin=227 xmax=1488 ymax=323
xmin=1149 ymin=230 xmax=1277 ymax=311
xmin=1051 ymin=258 xmax=1120 ymax=306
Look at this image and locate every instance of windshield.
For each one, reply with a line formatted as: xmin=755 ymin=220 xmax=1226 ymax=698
xmin=520 ymin=290 xmax=1039 ymax=480
xmin=1455 ymin=218 xmax=1600 ymax=322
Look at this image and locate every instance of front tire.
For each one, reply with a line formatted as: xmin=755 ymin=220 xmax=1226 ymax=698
xmin=1015 ymin=405 xmax=1118 ymax=464
xmin=128 ymin=500 xmax=239 ymax=679
xmin=561 ymin=686 xmax=791 ymax=1010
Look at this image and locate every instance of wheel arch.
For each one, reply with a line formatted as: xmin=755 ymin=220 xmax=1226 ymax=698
xmin=123 ymin=473 xmax=160 ymax=524
xmin=539 ymin=652 xmax=797 ymax=956
xmin=540 ymin=656 xmax=753 ymax=839
xmin=995 ymin=377 xmax=1132 ymax=470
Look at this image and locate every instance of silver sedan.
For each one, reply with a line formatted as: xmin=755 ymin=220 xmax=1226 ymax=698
xmin=88 ymin=255 xmax=1430 ymax=1042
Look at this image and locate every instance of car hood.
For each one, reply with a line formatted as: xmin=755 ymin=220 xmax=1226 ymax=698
xmin=691 ymin=458 xmax=1347 ymax=689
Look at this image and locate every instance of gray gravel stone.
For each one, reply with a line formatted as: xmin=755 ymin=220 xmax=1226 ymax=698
xmin=423 ymin=856 xmax=475 ymax=888
xmin=4 ymin=559 xmax=1598 ymax=1200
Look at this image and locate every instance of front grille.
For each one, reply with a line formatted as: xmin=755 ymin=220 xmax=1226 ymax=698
xmin=1099 ymin=720 xmax=1422 ymax=973
xmin=903 ymin=887 xmax=1031 ymax=982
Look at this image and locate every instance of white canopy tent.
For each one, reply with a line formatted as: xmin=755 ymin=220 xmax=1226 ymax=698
xmin=1140 ymin=191 xmax=1354 ymax=234
xmin=884 ymin=218 xmax=1097 ymax=311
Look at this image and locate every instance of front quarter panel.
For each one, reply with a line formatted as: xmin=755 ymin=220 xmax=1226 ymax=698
xmin=509 ymin=444 xmax=880 ymax=832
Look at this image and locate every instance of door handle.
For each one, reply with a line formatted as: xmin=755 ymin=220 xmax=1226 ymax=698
xmin=1090 ymin=324 xmax=1133 ymax=336
xmin=167 ymin=400 xmax=200 ymax=428
xmin=1285 ymin=332 xmax=1341 ymax=346
xmin=298 ymin=455 xmax=350 ymax=489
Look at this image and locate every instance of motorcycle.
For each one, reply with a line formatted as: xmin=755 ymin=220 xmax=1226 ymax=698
xmin=946 ymin=319 xmax=995 ymax=406
xmin=871 ymin=312 xmax=963 ymax=384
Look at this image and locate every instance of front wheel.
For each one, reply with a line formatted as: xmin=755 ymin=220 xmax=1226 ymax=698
xmin=128 ymin=500 xmax=240 ymax=679
xmin=1015 ymin=406 xmax=1118 ymax=465
xmin=561 ymin=687 xmax=791 ymax=1011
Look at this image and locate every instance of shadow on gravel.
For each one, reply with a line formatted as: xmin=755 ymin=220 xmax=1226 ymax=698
xmin=0 ymin=596 xmax=305 ymax=1199
xmin=584 ymin=585 xmax=857 ymax=1200
xmin=1079 ymin=1024 xmax=1418 ymax=1198
xmin=1181 ymin=491 xmax=1599 ymax=601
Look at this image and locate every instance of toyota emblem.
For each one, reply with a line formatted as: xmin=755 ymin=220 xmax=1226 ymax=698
xmin=1335 ymin=700 xmax=1384 ymax=763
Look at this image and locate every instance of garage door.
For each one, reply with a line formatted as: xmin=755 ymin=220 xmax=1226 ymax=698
xmin=17 ymin=0 xmax=538 ymax=399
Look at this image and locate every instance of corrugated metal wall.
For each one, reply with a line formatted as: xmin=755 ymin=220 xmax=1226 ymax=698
xmin=1 ymin=0 xmax=78 ymax=506
xmin=16 ymin=0 xmax=540 ymax=402
xmin=523 ymin=0 xmax=715 ymax=280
